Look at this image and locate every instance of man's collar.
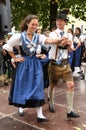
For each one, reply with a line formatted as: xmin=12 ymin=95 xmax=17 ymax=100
xmin=56 ymin=28 xmax=64 ymax=33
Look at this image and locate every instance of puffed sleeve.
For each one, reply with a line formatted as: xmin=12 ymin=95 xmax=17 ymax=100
xmin=80 ymin=35 xmax=86 ymax=43
xmin=67 ymin=33 xmax=73 ymax=42
xmin=73 ymin=36 xmax=80 ymax=43
xmin=49 ymin=31 xmax=58 ymax=38
xmin=3 ymin=33 xmax=22 ymax=52
xmin=39 ymin=34 xmax=47 ymax=45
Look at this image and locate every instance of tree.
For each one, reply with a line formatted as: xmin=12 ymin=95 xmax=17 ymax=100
xmin=10 ymin=0 xmax=86 ymax=30
xmin=50 ymin=0 xmax=57 ymax=30
xmin=54 ymin=0 xmax=86 ymax=21
xmin=10 ymin=0 xmax=49 ymax=30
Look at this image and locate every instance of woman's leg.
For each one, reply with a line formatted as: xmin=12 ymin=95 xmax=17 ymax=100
xmin=37 ymin=106 xmax=49 ymax=122
xmin=18 ymin=107 xmax=24 ymax=116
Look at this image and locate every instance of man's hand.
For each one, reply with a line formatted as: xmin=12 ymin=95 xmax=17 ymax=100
xmin=59 ymin=37 xmax=72 ymax=47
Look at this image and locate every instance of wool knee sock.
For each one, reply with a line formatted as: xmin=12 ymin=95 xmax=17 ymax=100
xmin=66 ymin=91 xmax=74 ymax=113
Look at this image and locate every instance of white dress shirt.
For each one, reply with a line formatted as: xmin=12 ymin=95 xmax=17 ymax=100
xmin=49 ymin=28 xmax=73 ymax=61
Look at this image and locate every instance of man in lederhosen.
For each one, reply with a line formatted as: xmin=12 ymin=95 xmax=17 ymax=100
xmin=48 ymin=11 xmax=80 ymax=119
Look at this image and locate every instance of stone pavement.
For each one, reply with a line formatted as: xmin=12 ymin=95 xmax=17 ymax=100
xmin=0 ymin=77 xmax=86 ymax=130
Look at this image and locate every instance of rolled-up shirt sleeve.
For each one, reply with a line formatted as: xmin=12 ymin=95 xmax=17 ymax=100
xmin=3 ymin=33 xmax=22 ymax=52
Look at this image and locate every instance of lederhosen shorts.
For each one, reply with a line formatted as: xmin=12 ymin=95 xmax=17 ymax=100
xmin=48 ymin=60 xmax=73 ymax=86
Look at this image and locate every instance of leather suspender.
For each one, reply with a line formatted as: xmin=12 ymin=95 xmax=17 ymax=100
xmin=54 ymin=31 xmax=59 ymax=60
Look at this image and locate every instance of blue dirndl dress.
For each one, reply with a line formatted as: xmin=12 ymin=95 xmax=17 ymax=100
xmin=9 ymin=32 xmax=45 ymax=108
xmin=73 ymin=43 xmax=81 ymax=67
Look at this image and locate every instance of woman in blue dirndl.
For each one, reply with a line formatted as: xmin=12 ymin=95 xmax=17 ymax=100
xmin=3 ymin=15 xmax=62 ymax=122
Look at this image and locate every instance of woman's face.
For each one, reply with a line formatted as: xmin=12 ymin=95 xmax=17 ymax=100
xmin=75 ymin=29 xmax=79 ymax=35
xmin=27 ymin=19 xmax=38 ymax=33
xmin=68 ymin=29 xmax=73 ymax=35
xmin=36 ymin=29 xmax=41 ymax=34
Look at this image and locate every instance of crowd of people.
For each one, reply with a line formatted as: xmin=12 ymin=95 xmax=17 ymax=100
xmin=0 ymin=33 xmax=14 ymax=78
xmin=68 ymin=27 xmax=86 ymax=79
xmin=0 ymin=12 xmax=86 ymax=122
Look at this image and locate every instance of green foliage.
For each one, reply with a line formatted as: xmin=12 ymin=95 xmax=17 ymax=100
xmin=71 ymin=2 xmax=86 ymax=21
xmin=10 ymin=0 xmax=50 ymax=30
xmin=10 ymin=0 xmax=86 ymax=31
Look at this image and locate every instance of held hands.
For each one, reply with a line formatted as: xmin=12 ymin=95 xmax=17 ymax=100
xmin=59 ymin=37 xmax=72 ymax=47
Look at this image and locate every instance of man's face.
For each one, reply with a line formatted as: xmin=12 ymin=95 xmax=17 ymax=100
xmin=56 ymin=19 xmax=66 ymax=30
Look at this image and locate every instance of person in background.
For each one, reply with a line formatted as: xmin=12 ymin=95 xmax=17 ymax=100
xmin=81 ymin=36 xmax=86 ymax=80
xmin=36 ymin=27 xmax=50 ymax=89
xmin=0 ymin=39 xmax=4 ymax=75
xmin=42 ymin=29 xmax=51 ymax=89
xmin=73 ymin=27 xmax=85 ymax=79
xmin=2 ymin=33 xmax=14 ymax=79
xmin=67 ymin=28 xmax=74 ymax=37
xmin=67 ymin=28 xmax=74 ymax=70
xmin=48 ymin=11 xmax=80 ymax=119
xmin=50 ymin=21 xmax=57 ymax=32
xmin=3 ymin=14 xmax=67 ymax=122
xmin=67 ymin=28 xmax=81 ymax=72
xmin=35 ymin=27 xmax=42 ymax=34
xmin=43 ymin=30 xmax=51 ymax=37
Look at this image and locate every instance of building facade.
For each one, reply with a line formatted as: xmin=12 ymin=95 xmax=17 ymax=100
xmin=65 ymin=14 xmax=86 ymax=34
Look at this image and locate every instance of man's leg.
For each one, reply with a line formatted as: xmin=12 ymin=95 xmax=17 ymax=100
xmin=66 ymin=90 xmax=74 ymax=113
xmin=66 ymin=81 xmax=80 ymax=118
xmin=48 ymin=85 xmax=55 ymax=112
xmin=48 ymin=64 xmax=57 ymax=112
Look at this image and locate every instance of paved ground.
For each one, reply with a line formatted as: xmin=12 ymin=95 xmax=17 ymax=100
xmin=0 ymin=77 xmax=86 ymax=130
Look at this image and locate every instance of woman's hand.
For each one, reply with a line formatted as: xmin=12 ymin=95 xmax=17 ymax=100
xmin=13 ymin=57 xmax=25 ymax=62
xmin=11 ymin=61 xmax=16 ymax=68
xmin=36 ymin=54 xmax=46 ymax=59
xmin=11 ymin=57 xmax=25 ymax=68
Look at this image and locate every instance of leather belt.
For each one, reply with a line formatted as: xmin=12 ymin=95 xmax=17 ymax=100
xmin=49 ymin=59 xmax=68 ymax=67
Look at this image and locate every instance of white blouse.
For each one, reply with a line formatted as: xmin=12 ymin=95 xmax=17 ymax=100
xmin=3 ymin=33 xmax=47 ymax=52
xmin=49 ymin=28 xmax=73 ymax=60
